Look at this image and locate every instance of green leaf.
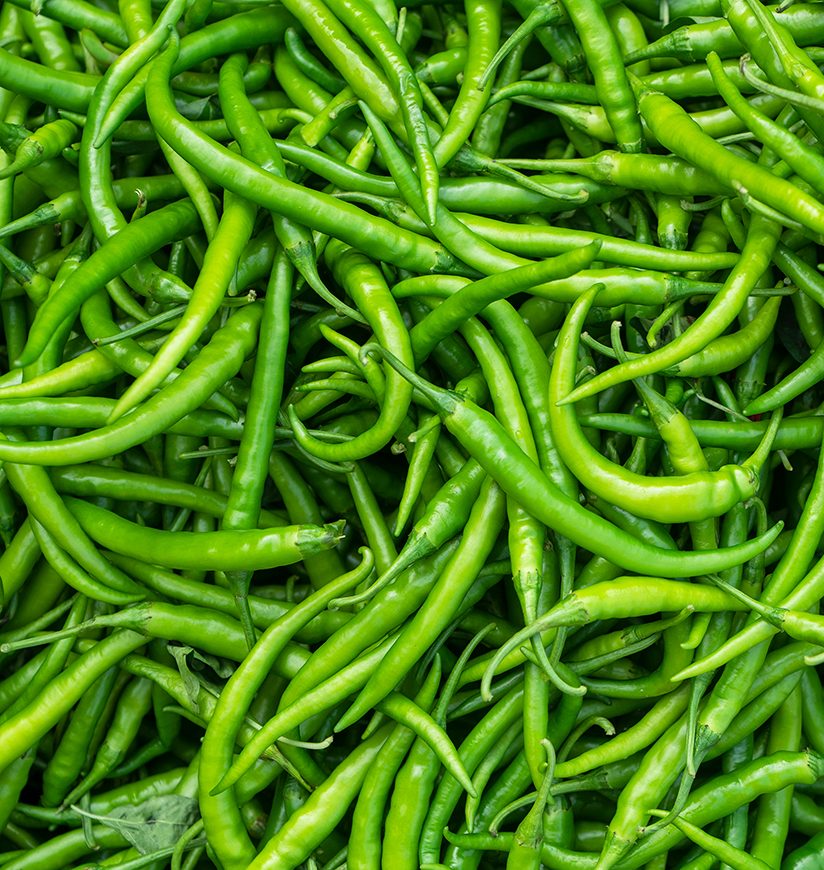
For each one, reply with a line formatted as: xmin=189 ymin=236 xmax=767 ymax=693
xmin=167 ymin=645 xmax=201 ymax=710
xmin=85 ymin=795 xmax=199 ymax=855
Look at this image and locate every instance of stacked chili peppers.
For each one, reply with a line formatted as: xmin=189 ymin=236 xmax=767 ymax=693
xmin=1 ymin=0 xmax=824 ymax=866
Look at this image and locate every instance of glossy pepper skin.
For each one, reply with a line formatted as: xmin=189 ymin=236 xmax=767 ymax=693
xmin=3 ymin=1 xmax=824 ymax=868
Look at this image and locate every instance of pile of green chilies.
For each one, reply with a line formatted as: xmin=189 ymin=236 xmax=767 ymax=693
xmin=3 ymin=0 xmax=824 ymax=867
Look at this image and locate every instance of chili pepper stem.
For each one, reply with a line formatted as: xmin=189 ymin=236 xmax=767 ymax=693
xmin=362 ymin=344 xmax=460 ymax=416
xmin=707 ymin=574 xmax=785 ymax=628
xmin=0 ymin=607 xmax=150 ymax=652
xmin=328 ymin=533 xmax=430 ymax=610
